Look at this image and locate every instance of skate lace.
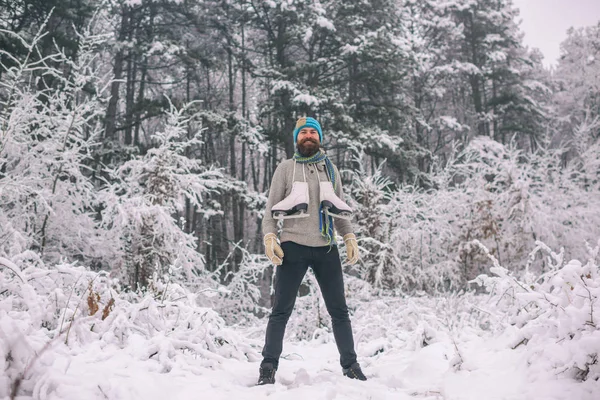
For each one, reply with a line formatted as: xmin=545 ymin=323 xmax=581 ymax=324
xmin=292 ymin=160 xmax=307 ymax=183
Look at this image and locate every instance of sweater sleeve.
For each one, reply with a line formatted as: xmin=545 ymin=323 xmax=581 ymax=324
xmin=332 ymin=164 xmax=353 ymax=237
xmin=261 ymin=162 xmax=288 ymax=237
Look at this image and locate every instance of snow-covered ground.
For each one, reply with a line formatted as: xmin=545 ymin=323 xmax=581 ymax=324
xmin=3 ymin=318 xmax=597 ymax=400
xmin=1 ymin=256 xmax=599 ymax=400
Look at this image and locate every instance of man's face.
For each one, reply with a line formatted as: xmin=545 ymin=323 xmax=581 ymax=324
xmin=296 ymin=128 xmax=320 ymax=157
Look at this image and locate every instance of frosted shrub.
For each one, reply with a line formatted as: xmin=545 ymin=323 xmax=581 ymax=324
xmin=453 ymin=137 xmax=600 ymax=277
xmin=346 ymin=158 xmax=398 ymax=287
xmin=347 ymin=152 xmax=462 ymax=292
xmin=98 ymin=99 xmax=233 ymax=289
xmin=347 ymin=136 xmax=600 ymax=292
xmin=0 ymin=26 xmax=107 ymax=263
xmin=0 ymin=253 xmax=252 ymax=399
xmin=285 ymin=272 xmax=332 ymax=342
xmin=208 ymin=247 xmax=269 ymax=325
xmin=474 ymin=240 xmax=600 ymax=381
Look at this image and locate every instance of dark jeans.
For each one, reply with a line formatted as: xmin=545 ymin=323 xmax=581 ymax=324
xmin=261 ymin=241 xmax=357 ymax=369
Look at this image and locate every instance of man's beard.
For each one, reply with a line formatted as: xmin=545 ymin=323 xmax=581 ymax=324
xmin=297 ymin=139 xmax=320 ymax=157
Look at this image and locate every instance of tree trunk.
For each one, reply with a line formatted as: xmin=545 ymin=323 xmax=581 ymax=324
xmin=466 ymin=13 xmax=486 ymax=136
xmin=124 ymin=51 xmax=137 ymax=145
xmin=228 ymin=46 xmax=242 ymax=271
xmin=239 ymin=22 xmax=248 ymax=251
xmin=134 ymin=58 xmax=147 ymax=147
xmin=105 ymin=6 xmax=129 ymax=141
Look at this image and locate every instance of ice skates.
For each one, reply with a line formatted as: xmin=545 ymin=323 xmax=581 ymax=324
xmin=271 ymin=181 xmax=310 ymax=219
xmin=319 ymin=181 xmax=352 ymax=220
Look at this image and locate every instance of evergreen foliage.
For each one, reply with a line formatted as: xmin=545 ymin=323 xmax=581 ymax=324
xmin=0 ymin=0 xmax=598 ymax=297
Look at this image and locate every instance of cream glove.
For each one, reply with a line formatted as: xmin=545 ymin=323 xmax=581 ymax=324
xmin=264 ymin=233 xmax=284 ymax=265
xmin=343 ymin=233 xmax=359 ymax=264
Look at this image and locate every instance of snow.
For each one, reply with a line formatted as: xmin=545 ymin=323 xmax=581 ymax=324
xmin=280 ymin=0 xmax=296 ymax=12
xmin=341 ymin=44 xmax=360 ymax=55
xmin=303 ymin=27 xmax=313 ymax=46
xmin=450 ymin=61 xmax=482 ymax=75
xmin=293 ymin=93 xmax=320 ymax=107
xmin=147 ymin=41 xmax=164 ymax=55
xmin=488 ymin=50 xmax=508 ymax=62
xmin=437 ymin=116 xmax=466 ymax=131
xmin=1 ymin=5 xmax=600 ymax=399
xmin=2 ymin=256 xmax=599 ymax=399
xmin=0 ymin=338 xmax=536 ymax=399
xmin=316 ymin=16 xmax=336 ymax=32
xmin=374 ymin=133 xmax=399 ymax=150
xmin=270 ymin=80 xmax=298 ymax=95
xmin=3 ymin=315 xmax=597 ymax=400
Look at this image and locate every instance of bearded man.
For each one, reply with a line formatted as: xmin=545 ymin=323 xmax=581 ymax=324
xmin=257 ymin=117 xmax=366 ymax=385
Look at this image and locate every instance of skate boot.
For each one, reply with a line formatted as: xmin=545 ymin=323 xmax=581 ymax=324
xmin=319 ymin=181 xmax=352 ymax=220
xmin=271 ymin=181 xmax=309 ymax=219
xmin=257 ymin=362 xmax=277 ymax=385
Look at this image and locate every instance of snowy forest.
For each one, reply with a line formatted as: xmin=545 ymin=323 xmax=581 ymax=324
xmin=1 ymin=0 xmax=599 ymax=398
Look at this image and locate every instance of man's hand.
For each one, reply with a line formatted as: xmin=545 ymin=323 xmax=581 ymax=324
xmin=264 ymin=233 xmax=284 ymax=265
xmin=343 ymin=233 xmax=359 ymax=264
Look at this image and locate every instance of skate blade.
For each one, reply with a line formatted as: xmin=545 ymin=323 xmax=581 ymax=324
xmin=320 ymin=209 xmax=352 ymax=220
xmin=321 ymin=211 xmax=353 ymax=220
xmin=273 ymin=212 xmax=310 ymax=220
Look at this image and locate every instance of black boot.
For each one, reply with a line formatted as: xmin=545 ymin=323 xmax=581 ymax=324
xmin=342 ymin=362 xmax=367 ymax=381
xmin=257 ymin=362 xmax=277 ymax=385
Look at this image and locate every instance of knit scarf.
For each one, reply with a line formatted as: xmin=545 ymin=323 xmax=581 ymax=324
xmin=293 ymin=149 xmax=336 ymax=245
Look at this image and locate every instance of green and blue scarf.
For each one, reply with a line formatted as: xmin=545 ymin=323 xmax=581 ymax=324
xmin=293 ymin=149 xmax=336 ymax=245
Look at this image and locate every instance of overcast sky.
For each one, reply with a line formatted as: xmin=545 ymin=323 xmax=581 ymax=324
xmin=512 ymin=0 xmax=600 ymax=67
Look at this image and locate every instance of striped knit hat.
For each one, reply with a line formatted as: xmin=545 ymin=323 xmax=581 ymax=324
xmin=293 ymin=117 xmax=323 ymax=143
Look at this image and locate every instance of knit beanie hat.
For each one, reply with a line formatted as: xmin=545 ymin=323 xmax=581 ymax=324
xmin=293 ymin=117 xmax=323 ymax=143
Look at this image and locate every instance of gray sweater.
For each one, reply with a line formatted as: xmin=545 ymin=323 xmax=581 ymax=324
xmin=262 ymin=158 xmax=353 ymax=247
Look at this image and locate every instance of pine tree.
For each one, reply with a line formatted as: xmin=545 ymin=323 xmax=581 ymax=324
xmin=450 ymin=0 xmax=549 ymax=150
xmin=554 ymin=23 xmax=600 ymax=139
